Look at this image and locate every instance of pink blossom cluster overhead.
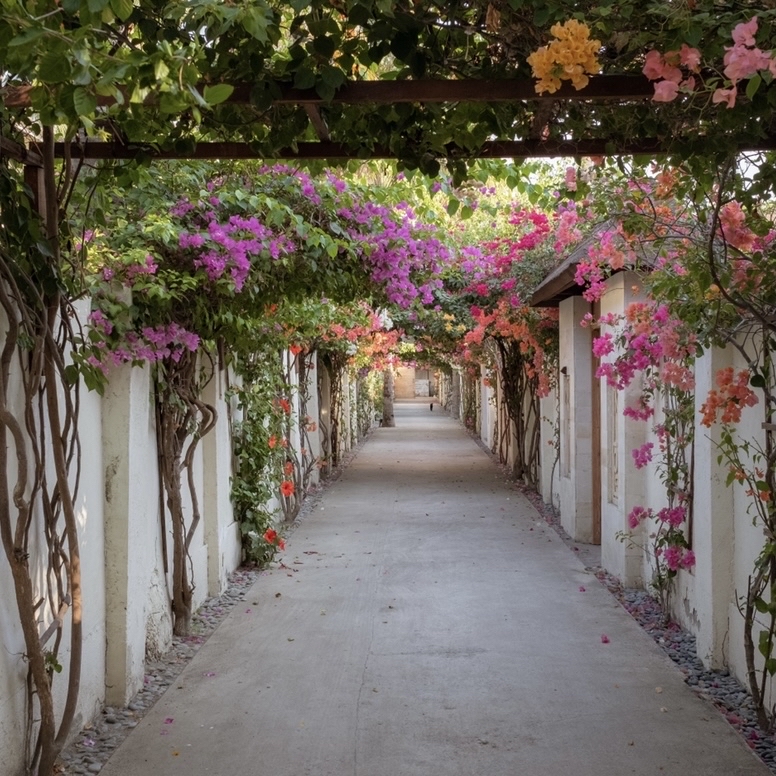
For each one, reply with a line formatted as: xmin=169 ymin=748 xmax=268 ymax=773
xmin=643 ymin=17 xmax=776 ymax=108
xmin=343 ymin=200 xmax=450 ymax=307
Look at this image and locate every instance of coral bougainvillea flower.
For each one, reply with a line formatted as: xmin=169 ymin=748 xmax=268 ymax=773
xmin=280 ymin=480 xmax=295 ymax=497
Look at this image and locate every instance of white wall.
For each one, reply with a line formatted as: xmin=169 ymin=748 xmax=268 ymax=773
xmin=558 ymin=295 xmax=594 ymax=541
xmin=0 ymin=300 xmax=107 ymax=775
xmin=2 ymin=348 xmax=246 ymax=774
xmin=539 ymin=390 xmax=560 ymax=510
xmin=599 ymin=272 xmax=648 ymax=586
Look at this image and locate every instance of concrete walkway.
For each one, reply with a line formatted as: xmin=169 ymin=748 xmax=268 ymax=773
xmin=101 ymin=401 xmax=768 ymax=776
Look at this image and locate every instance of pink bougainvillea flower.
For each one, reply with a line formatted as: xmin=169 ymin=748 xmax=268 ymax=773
xmin=679 ymin=44 xmax=701 ymax=71
xmin=643 ymin=50 xmax=665 ymax=80
xmin=653 ymin=79 xmax=680 ymax=102
xmin=712 ymin=86 xmax=737 ymax=109
xmin=732 ymin=16 xmax=758 ymax=47
xmin=579 ymin=586 xmax=586 ymax=592
xmin=601 ymin=634 xmax=610 ymax=644
xmin=631 ymin=443 xmax=654 ymax=469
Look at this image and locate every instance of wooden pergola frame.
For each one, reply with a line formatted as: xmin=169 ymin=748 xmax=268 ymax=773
xmin=3 ymin=76 xmax=776 ymax=165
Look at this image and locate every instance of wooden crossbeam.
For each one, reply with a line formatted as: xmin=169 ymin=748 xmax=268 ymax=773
xmin=4 ymin=75 xmax=655 ymax=111
xmin=51 ymin=136 xmax=776 ymax=162
xmin=53 ymin=138 xmax=665 ymax=161
xmin=0 ymin=135 xmax=43 ymax=166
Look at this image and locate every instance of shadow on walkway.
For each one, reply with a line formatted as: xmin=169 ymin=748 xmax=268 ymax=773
xmin=101 ymin=401 xmax=767 ymax=776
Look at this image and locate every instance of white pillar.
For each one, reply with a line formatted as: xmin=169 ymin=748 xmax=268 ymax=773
xmin=103 ymin=363 xmax=170 ymax=705
xmin=559 ymin=295 xmax=594 ymax=541
xmin=690 ymin=347 xmax=734 ymax=669
xmin=600 ymin=273 xmax=647 ymax=587
xmin=201 ymin=368 xmax=240 ymax=598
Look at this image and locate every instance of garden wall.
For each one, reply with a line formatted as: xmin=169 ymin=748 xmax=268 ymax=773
xmin=2 ymin=348 xmax=332 ymax=774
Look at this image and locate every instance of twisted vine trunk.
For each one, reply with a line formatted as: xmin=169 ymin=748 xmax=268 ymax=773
xmin=382 ymin=368 xmax=395 ymax=427
xmin=496 ymin=338 xmax=541 ymax=488
xmin=156 ymin=351 xmax=216 ymax=636
xmin=0 ymin=129 xmax=84 ymax=776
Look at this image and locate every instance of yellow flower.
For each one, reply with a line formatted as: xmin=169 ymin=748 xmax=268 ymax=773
xmin=527 ymin=20 xmax=601 ymax=94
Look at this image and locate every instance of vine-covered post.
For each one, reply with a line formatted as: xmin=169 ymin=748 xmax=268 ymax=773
xmin=382 ymin=367 xmax=395 ymax=427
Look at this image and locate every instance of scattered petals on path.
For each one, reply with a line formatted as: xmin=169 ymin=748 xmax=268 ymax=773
xmin=601 ymin=634 xmax=611 ymax=644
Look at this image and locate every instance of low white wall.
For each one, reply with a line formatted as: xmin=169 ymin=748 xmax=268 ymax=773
xmin=2 ymin=348 xmax=245 ymax=774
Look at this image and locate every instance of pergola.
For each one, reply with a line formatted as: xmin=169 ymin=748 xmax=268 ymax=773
xmin=4 ymin=75 xmax=776 ymax=167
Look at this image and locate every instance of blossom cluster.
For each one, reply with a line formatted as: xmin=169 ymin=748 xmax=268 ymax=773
xmin=700 ymin=367 xmax=759 ymax=427
xmin=627 ymin=505 xmax=695 ymax=572
xmin=643 ymin=17 xmax=776 ymax=108
xmin=85 ymin=318 xmax=200 ymax=375
xmin=594 ymin=302 xmax=697 ymax=392
xmin=527 ymin=20 xmax=601 ymax=94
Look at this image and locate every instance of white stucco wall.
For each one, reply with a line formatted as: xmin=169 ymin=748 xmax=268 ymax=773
xmin=202 ymin=367 xmax=241 ymax=597
xmin=480 ymin=378 xmax=495 ymax=450
xmin=539 ymin=390 xmax=560 ymax=510
xmin=0 ymin=300 xmax=107 ymax=775
xmin=599 ymin=272 xmax=648 ymax=586
xmin=558 ymin=295 xmax=595 ymax=542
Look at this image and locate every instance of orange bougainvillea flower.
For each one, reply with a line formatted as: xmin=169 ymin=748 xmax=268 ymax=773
xmin=284 ymin=461 xmax=294 ymax=476
xmin=289 ymin=343 xmax=303 ymax=355
xmin=268 ymin=434 xmax=278 ymax=449
xmin=278 ymin=398 xmax=291 ymax=414
xmin=280 ymin=480 xmax=295 ymax=497
xmin=263 ymin=528 xmax=286 ymax=550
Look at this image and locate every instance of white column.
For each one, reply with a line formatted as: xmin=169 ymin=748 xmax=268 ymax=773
xmin=103 ymin=363 xmax=170 ymax=705
xmin=691 ymin=347 xmax=734 ymax=669
xmin=202 ymin=368 xmax=240 ymax=598
xmin=559 ymin=295 xmax=594 ymax=541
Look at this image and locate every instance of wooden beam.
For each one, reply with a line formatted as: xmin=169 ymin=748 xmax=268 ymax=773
xmin=54 ymin=138 xmax=673 ymax=161
xmin=230 ymin=75 xmax=657 ymax=105
xmin=52 ymin=135 xmax=776 ymax=162
xmin=5 ymin=75 xmax=656 ymax=111
xmin=0 ymin=134 xmax=43 ymax=166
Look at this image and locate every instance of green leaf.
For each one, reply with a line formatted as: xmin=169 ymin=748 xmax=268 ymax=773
xmin=746 ymin=75 xmax=762 ymax=101
xmin=38 ymin=51 xmax=73 ymax=84
xmin=110 ymin=0 xmax=134 ymax=21
xmin=293 ymin=67 xmax=316 ymax=90
xmin=203 ymin=84 xmax=235 ymax=106
xmin=685 ymin=26 xmax=702 ymax=47
xmin=390 ymin=32 xmax=416 ymax=62
xmin=750 ymin=373 xmax=766 ymax=388
xmin=242 ymin=8 xmax=270 ymax=43
xmin=313 ymin=36 xmax=336 ymax=59
xmin=73 ymin=87 xmax=97 ymax=116
xmin=755 ymin=598 xmax=771 ymax=614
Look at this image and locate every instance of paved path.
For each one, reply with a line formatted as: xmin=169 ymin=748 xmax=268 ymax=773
xmin=101 ymin=401 xmax=768 ymax=776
